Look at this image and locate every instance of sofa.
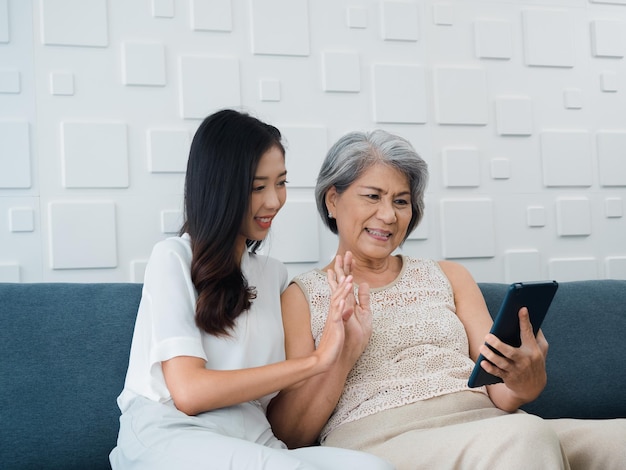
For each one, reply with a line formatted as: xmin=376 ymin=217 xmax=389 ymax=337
xmin=1 ymin=280 xmax=625 ymax=469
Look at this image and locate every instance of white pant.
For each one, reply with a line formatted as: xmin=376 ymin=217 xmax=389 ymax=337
xmin=110 ymin=397 xmax=394 ymax=470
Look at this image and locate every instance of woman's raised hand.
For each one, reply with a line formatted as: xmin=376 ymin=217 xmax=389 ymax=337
xmin=328 ymin=252 xmax=373 ymax=362
xmin=314 ymin=266 xmax=354 ymax=370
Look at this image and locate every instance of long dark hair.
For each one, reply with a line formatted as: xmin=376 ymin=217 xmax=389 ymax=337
xmin=180 ymin=109 xmax=284 ymax=336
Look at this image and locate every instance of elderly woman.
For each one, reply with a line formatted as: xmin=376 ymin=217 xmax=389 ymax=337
xmin=267 ymin=130 xmax=626 ymax=470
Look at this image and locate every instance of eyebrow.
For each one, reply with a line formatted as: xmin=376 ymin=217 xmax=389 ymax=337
xmin=253 ymin=171 xmax=288 ymax=181
xmin=360 ymin=185 xmax=410 ymax=196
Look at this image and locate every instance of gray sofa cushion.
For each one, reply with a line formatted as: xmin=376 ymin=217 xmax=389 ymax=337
xmin=479 ymin=280 xmax=626 ymax=419
xmin=0 ymin=283 xmax=142 ymax=470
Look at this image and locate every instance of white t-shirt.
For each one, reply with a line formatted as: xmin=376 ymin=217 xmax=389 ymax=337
xmin=117 ymin=234 xmax=288 ymax=413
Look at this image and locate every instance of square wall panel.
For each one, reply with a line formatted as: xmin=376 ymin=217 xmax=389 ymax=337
xmin=563 ymin=88 xmax=583 ymax=109
xmin=504 ymin=250 xmax=542 ymax=283
xmin=433 ymin=67 xmax=488 ymax=125
xmin=548 ymin=257 xmax=598 ymax=282
xmin=191 ymin=0 xmax=232 ymax=32
xmin=0 ymin=120 xmax=31 ymax=188
xmin=147 ymin=129 xmax=190 ymax=173
xmin=600 ymin=71 xmax=618 ymax=92
xmin=556 ymin=198 xmax=591 ymax=236
xmin=490 ymin=158 xmax=510 ymax=180
xmin=606 ymin=257 xmax=626 ymax=280
xmin=268 ymin=200 xmax=319 ymax=263
xmin=380 ymin=0 xmax=419 ymax=41
xmin=442 ymin=147 xmax=480 ymax=187
xmin=50 ymin=72 xmax=75 ymax=95
xmin=495 ymin=97 xmax=533 ymax=136
xmin=280 ymin=126 xmax=327 ymax=187
xmin=322 ymin=51 xmax=360 ymax=92
xmin=433 ymin=4 xmax=454 ymax=26
xmin=596 ymin=131 xmax=626 ymax=187
xmin=160 ymin=209 xmax=183 ymax=234
xmin=9 ymin=207 xmax=35 ymax=232
xmin=61 ymin=121 xmax=129 ymax=188
xmin=407 ymin=204 xmax=428 ymax=240
xmin=122 ymin=42 xmax=166 ymax=86
xmin=179 ymin=55 xmax=240 ymax=119
xmin=259 ymin=79 xmax=281 ymax=101
xmin=0 ymin=264 xmax=20 ymax=282
xmin=372 ymin=64 xmax=427 ymax=124
xmin=540 ymin=131 xmax=592 ymax=187
xmin=40 ymin=0 xmax=108 ymax=47
xmin=250 ymin=0 xmax=309 ymax=56
xmin=591 ymin=20 xmax=625 ymax=58
xmin=0 ymin=69 xmax=20 ymax=93
xmin=522 ymin=9 xmax=574 ymax=68
xmin=474 ymin=20 xmax=512 ymax=59
xmin=605 ymin=197 xmax=623 ymax=218
xmin=346 ymin=6 xmax=368 ymax=29
xmin=0 ymin=0 xmax=8 ymax=43
xmin=527 ymin=206 xmax=546 ymax=227
xmin=48 ymin=201 xmax=117 ymax=269
xmin=152 ymin=0 xmax=174 ymax=18
xmin=130 ymin=260 xmax=148 ymax=283
xmin=440 ymin=199 xmax=495 ymax=259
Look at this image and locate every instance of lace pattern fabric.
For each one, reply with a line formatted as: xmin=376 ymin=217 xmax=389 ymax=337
xmin=293 ymin=256 xmax=487 ymax=442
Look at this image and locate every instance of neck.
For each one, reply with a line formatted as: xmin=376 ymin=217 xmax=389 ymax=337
xmin=345 ymin=253 xmax=402 ymax=288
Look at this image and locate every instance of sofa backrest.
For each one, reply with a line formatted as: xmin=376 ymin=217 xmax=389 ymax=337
xmin=1 ymin=280 xmax=624 ymax=469
xmin=478 ymin=280 xmax=626 ymax=419
xmin=0 ymin=283 xmax=142 ymax=470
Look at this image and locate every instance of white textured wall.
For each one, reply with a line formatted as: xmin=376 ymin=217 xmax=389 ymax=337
xmin=1 ymin=0 xmax=625 ymax=284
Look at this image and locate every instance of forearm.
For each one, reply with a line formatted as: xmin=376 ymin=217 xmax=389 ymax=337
xmin=164 ymin=355 xmax=323 ymax=416
xmin=267 ymin=362 xmax=351 ymax=448
xmin=486 ymin=382 xmax=542 ymax=413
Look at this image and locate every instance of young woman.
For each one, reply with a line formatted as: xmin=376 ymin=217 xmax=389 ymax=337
xmin=109 ymin=110 xmax=393 ymax=469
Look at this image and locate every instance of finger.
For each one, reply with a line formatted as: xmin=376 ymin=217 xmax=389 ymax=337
xmin=536 ymin=329 xmax=549 ymax=357
xmin=479 ymin=343 xmax=511 ymax=370
xmin=518 ymin=307 xmax=536 ymax=344
xmin=334 ymin=255 xmax=347 ymax=285
xmin=326 ymin=268 xmax=338 ymax=291
xmin=343 ymin=251 xmax=353 ymax=277
xmin=356 ymin=282 xmax=370 ymax=309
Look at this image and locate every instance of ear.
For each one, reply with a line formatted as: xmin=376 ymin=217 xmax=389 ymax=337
xmin=325 ymin=186 xmax=338 ymax=216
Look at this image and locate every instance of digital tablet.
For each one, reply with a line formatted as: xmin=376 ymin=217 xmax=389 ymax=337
xmin=468 ymin=280 xmax=559 ymax=388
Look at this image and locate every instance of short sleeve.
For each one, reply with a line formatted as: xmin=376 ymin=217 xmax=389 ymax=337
xmin=143 ymin=239 xmax=207 ymax=364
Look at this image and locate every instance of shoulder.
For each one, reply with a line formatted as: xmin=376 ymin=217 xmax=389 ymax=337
xmin=250 ymin=253 xmax=289 ymax=290
xmin=437 ymin=260 xmax=475 ymax=284
xmin=148 ymin=235 xmax=192 ymax=268
xmin=151 ymin=235 xmax=191 ymax=257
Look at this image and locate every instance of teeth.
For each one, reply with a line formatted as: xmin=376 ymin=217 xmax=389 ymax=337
xmin=366 ymin=228 xmax=390 ymax=238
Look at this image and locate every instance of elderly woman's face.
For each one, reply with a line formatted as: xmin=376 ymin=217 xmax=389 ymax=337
xmin=326 ymin=163 xmax=412 ymax=260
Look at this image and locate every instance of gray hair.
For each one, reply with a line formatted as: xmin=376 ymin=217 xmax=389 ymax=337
xmin=315 ymin=129 xmax=429 ymax=241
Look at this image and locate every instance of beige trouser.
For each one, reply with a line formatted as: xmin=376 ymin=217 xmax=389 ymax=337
xmin=323 ymin=391 xmax=626 ymax=470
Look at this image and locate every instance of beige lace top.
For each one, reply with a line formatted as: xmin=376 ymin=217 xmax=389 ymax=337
xmin=293 ymin=256 xmax=487 ymax=442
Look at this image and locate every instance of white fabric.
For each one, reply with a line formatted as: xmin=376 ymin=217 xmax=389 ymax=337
xmin=293 ymin=256 xmax=488 ymax=442
xmin=118 ymin=234 xmax=288 ymax=413
xmin=112 ymin=234 xmax=394 ymax=470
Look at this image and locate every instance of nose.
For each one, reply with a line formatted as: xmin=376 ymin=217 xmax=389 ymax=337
xmin=264 ymin=186 xmax=283 ymax=210
xmin=377 ymin=200 xmax=397 ymax=224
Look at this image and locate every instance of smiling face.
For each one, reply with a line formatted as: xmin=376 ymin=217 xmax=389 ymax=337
xmin=325 ymin=162 xmax=412 ymax=263
xmin=238 ymin=145 xmax=287 ymax=247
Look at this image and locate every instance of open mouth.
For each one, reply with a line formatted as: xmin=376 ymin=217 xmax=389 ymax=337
xmin=255 ymin=216 xmax=274 ymax=229
xmin=365 ymin=228 xmax=392 ymax=239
